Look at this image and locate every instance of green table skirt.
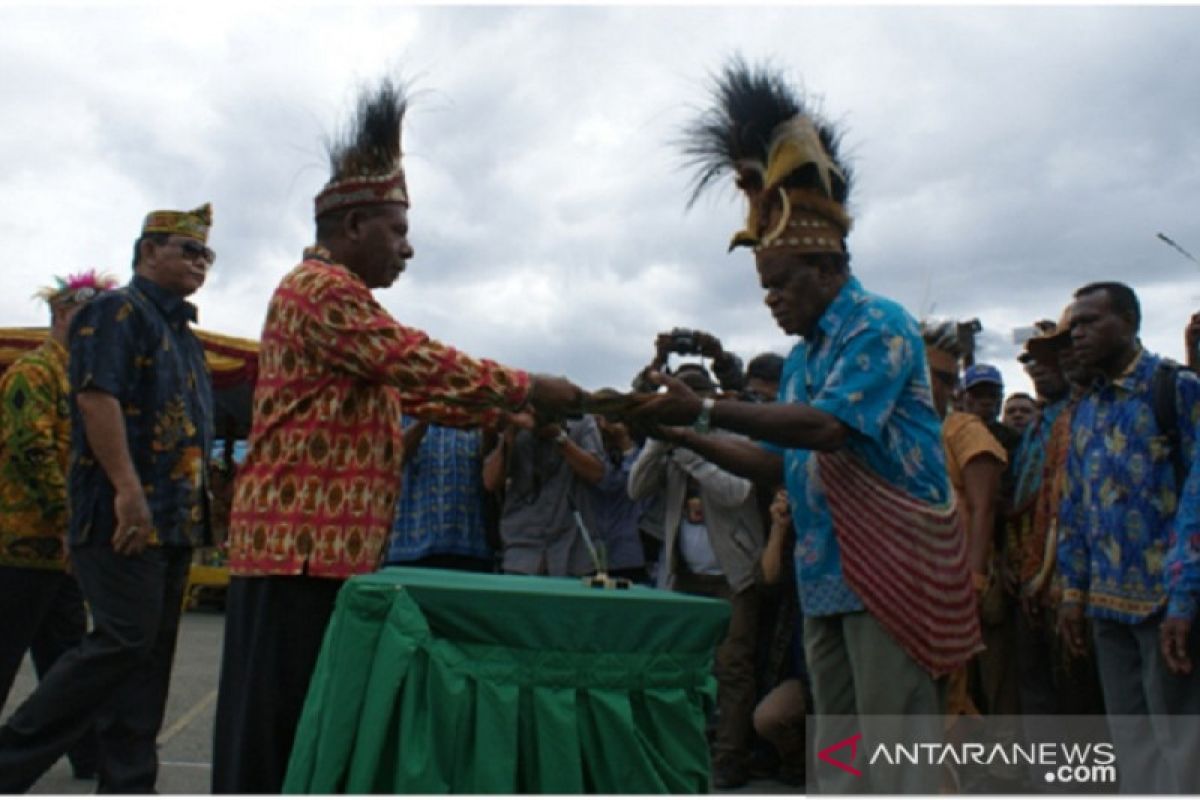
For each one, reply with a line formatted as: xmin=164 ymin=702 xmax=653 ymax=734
xmin=283 ymin=568 xmax=731 ymax=794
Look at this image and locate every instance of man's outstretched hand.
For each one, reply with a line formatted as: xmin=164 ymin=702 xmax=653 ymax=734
xmin=627 ymin=371 xmax=703 ymax=427
xmin=527 ymin=374 xmax=586 ymax=418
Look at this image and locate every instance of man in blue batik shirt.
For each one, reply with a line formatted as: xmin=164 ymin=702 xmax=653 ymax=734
xmin=0 ymin=204 xmax=215 ymax=794
xmin=1058 ymin=281 xmax=1200 ymax=794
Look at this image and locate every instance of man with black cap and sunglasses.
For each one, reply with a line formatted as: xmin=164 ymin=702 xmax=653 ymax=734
xmin=0 ymin=204 xmax=217 ymax=793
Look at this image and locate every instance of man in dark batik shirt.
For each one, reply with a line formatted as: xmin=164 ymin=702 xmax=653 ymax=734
xmin=0 ymin=204 xmax=215 ymax=794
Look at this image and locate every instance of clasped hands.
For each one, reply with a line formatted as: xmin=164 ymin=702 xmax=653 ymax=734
xmin=518 ymin=371 xmax=705 ymax=440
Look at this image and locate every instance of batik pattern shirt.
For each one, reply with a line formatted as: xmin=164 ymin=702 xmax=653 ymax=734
xmin=1058 ymin=349 xmax=1200 ymax=622
xmin=385 ymin=417 xmax=492 ymax=564
xmin=69 ymin=276 xmax=214 ymax=548
xmin=0 ymin=340 xmax=70 ymax=569
xmin=774 ymin=276 xmax=952 ymax=616
xmin=228 ymin=247 xmax=530 ymax=579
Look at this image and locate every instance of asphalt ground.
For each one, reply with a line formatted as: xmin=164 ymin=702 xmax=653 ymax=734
xmin=3 ymin=607 xmax=223 ymax=795
xmin=3 ymin=603 xmax=793 ymax=795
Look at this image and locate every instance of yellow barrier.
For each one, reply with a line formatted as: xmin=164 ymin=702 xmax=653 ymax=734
xmin=183 ymin=564 xmax=230 ymax=610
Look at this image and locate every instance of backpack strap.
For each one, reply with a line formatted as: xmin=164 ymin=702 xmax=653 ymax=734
xmin=1152 ymin=360 xmax=1186 ymax=490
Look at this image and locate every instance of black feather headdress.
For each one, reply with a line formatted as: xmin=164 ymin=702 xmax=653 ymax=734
xmin=680 ymin=56 xmax=853 ymax=254
xmin=314 ymin=77 xmax=411 ymax=218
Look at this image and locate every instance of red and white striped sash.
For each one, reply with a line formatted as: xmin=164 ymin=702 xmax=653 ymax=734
xmin=816 ymin=450 xmax=984 ymax=677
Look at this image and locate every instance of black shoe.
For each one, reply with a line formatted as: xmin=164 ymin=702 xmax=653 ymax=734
xmin=747 ymin=748 xmax=779 ymax=779
xmin=777 ymin=764 xmax=805 ymax=787
xmin=712 ymin=764 xmax=749 ymax=790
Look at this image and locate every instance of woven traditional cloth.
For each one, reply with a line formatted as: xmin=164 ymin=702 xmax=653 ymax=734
xmin=314 ymin=170 xmax=407 ymax=217
xmin=1020 ymin=400 xmax=1074 ymax=589
xmin=816 ymin=449 xmax=983 ymax=677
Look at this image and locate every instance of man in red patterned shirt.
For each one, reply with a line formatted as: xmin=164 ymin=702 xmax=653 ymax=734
xmin=211 ymin=78 xmax=584 ymax=794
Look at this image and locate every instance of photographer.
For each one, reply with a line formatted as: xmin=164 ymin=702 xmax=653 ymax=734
xmin=483 ymin=416 xmax=606 ymax=577
xmin=628 ymin=364 xmax=764 ymax=789
xmin=743 ymin=352 xmax=785 ymax=403
xmin=633 ymin=328 xmax=744 ymax=395
xmin=583 ymin=418 xmax=648 ymax=584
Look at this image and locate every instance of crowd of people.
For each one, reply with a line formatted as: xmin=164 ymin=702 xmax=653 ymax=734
xmin=0 ymin=57 xmax=1196 ymax=796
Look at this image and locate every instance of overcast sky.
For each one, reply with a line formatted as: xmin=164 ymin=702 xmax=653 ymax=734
xmin=3 ymin=3 xmax=1199 ymax=398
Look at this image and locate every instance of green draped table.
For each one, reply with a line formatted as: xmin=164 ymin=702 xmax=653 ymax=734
xmin=283 ymin=567 xmax=731 ymax=794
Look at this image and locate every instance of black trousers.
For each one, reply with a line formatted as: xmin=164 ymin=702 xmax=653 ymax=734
xmin=0 ymin=545 xmax=191 ymax=794
xmin=1014 ymin=602 xmax=1105 ymax=715
xmin=211 ymin=574 xmax=343 ymax=794
xmin=0 ymin=565 xmax=98 ymax=777
xmin=672 ymin=573 xmax=761 ymax=773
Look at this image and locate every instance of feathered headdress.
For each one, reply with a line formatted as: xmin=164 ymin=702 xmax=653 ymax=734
xmin=921 ymin=319 xmax=969 ymax=379
xmin=314 ymin=77 xmax=410 ymax=218
xmin=919 ymin=319 xmax=964 ymax=359
xmin=34 ymin=269 xmax=119 ymax=307
xmin=681 ymin=56 xmax=853 ymax=255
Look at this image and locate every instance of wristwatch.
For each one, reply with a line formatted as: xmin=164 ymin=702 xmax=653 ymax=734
xmin=555 ymin=429 xmax=570 ymax=446
xmin=693 ymin=397 xmax=715 ymax=434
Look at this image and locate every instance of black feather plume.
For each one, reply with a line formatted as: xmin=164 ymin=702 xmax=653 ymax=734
xmin=327 ymin=77 xmax=410 ymax=181
xmin=680 ymin=55 xmax=851 ymax=208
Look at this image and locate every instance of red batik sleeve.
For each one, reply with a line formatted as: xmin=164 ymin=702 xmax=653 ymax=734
xmin=304 ymin=273 xmax=530 ymax=426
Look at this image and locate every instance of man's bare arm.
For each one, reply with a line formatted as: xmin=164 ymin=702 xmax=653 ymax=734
xmin=557 ymin=431 xmax=605 ymax=485
xmin=632 ymin=372 xmax=849 ymax=452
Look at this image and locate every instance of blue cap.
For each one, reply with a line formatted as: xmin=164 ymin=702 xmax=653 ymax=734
xmin=963 ymin=363 xmax=1003 ymax=390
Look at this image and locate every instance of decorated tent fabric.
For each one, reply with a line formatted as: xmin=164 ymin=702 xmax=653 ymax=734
xmin=0 ymin=327 xmax=259 ymax=390
xmin=1 ymin=326 xmax=258 ymax=439
xmin=284 ymin=567 xmax=730 ymax=794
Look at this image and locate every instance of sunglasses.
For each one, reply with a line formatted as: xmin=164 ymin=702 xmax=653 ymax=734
xmin=174 ymin=239 xmax=216 ymax=264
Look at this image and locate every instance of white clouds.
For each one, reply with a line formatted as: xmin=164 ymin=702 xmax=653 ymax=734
xmin=2 ymin=4 xmax=1200 ymax=401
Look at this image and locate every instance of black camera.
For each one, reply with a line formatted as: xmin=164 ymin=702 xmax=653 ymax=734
xmin=669 ymin=327 xmax=702 ymax=355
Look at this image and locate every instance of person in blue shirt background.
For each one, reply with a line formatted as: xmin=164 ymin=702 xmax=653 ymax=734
xmin=1058 ymin=280 xmax=1199 ymax=794
xmin=384 ymin=417 xmax=497 ymax=573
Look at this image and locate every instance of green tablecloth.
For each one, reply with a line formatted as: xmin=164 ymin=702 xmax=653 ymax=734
xmin=283 ymin=567 xmax=731 ymax=794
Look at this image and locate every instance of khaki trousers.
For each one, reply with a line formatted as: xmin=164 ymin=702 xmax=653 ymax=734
xmin=804 ymin=610 xmax=945 ymax=794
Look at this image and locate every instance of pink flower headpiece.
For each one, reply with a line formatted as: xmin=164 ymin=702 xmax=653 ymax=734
xmin=34 ymin=269 xmax=120 ymax=307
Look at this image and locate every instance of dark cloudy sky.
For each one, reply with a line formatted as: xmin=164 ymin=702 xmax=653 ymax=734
xmin=3 ymin=4 xmax=1199 ymax=395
